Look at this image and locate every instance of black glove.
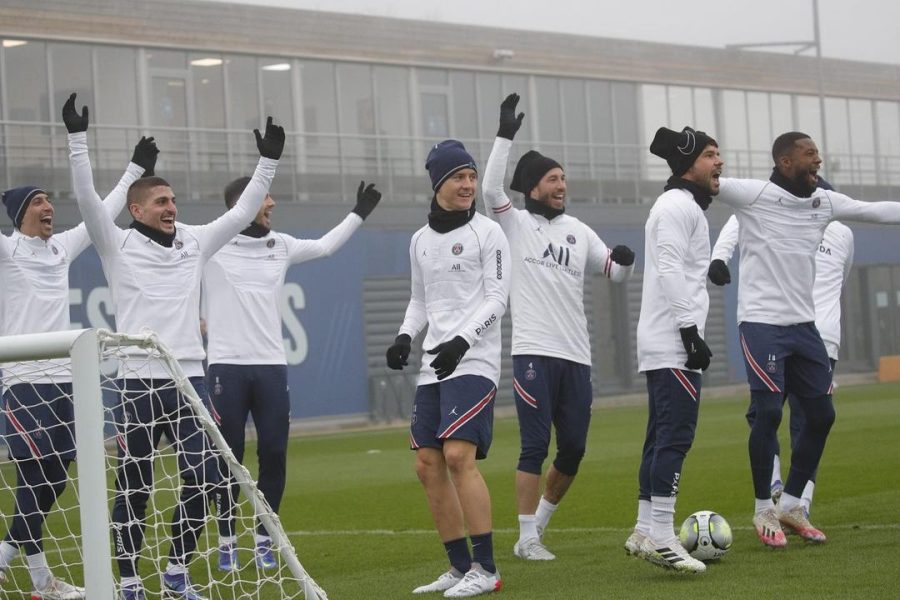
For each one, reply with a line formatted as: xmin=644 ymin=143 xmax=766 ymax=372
xmin=610 ymin=245 xmax=635 ymax=267
xmin=254 ymin=116 xmax=285 ymax=160
xmin=353 ymin=181 xmax=382 ymax=220
xmin=386 ymin=334 xmax=412 ymax=370
xmin=708 ymin=259 xmax=731 ymax=286
xmin=62 ymin=93 xmax=89 ymax=133
xmin=426 ymin=336 xmax=470 ymax=380
xmin=497 ymin=93 xmax=524 ymax=140
xmin=131 ymin=136 xmax=159 ymax=176
xmin=679 ymin=325 xmax=713 ymax=371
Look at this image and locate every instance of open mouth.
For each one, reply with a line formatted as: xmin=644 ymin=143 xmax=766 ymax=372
xmin=40 ymin=216 xmax=53 ymax=225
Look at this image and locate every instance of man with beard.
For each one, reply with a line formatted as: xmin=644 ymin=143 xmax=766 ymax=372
xmin=482 ymin=94 xmax=634 ymax=561
xmin=714 ymin=131 xmax=900 ymax=548
xmin=386 ymin=140 xmax=509 ymax=597
xmin=625 ymin=126 xmax=721 ymax=573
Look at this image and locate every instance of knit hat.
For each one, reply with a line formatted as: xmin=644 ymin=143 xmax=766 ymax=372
xmin=510 ymin=150 xmax=563 ymax=196
xmin=2 ymin=186 xmax=46 ymax=229
xmin=650 ymin=127 xmax=718 ymax=176
xmin=425 ymin=140 xmax=477 ymax=192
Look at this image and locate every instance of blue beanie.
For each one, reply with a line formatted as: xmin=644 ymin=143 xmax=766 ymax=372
xmin=2 ymin=186 xmax=46 ymax=229
xmin=425 ymin=140 xmax=477 ymax=192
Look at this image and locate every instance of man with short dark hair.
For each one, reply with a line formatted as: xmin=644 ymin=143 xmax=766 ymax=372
xmin=482 ymin=94 xmax=634 ymax=561
xmin=68 ymin=89 xmax=284 ymax=599
xmin=386 ymin=139 xmax=509 ymax=597
xmin=715 ymin=130 xmax=900 ymax=548
xmin=204 ymin=176 xmax=381 ymax=571
xmin=626 ymin=125 xmax=722 ymax=574
xmin=0 ymin=94 xmax=154 ymax=598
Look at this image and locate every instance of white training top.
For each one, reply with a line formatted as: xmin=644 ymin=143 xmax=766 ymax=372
xmin=717 ymin=178 xmax=899 ymax=326
xmin=636 ymin=188 xmax=711 ymax=373
xmin=481 ymin=137 xmax=633 ymax=366
xmin=0 ymin=161 xmax=141 ymax=384
xmin=69 ymin=131 xmax=277 ymax=379
xmin=203 ymin=213 xmax=362 ymax=365
xmin=712 ymin=215 xmax=854 ymax=360
xmin=399 ymin=212 xmax=510 ymax=386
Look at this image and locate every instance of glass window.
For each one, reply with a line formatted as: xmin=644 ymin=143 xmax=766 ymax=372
xmin=795 ymin=95 xmax=823 ymax=143
xmin=475 ymin=72 xmax=501 ymax=142
xmin=261 ymin=59 xmax=294 ymax=131
xmin=49 ymin=43 xmax=93 ymax=119
xmin=95 ymin=46 xmax=137 ymax=125
xmin=4 ymin=40 xmax=49 ymax=121
xmin=299 ymin=60 xmax=338 ymax=174
xmin=147 ymin=49 xmax=185 ymax=70
xmin=588 ymin=80 xmax=614 ymax=179
xmin=848 ymin=99 xmax=875 ymax=156
xmin=770 ymin=93 xmax=793 ymax=139
xmin=535 ymin=76 xmax=561 ymax=143
xmin=562 ymin=79 xmax=588 ymax=144
xmin=418 ymin=69 xmax=448 ymax=86
xmin=876 ymin=101 xmax=900 ymax=156
xmin=190 ymin=52 xmax=225 ymax=129
xmin=721 ymin=90 xmax=748 ymax=150
xmin=450 ymin=71 xmax=478 ymax=141
xmin=612 ymin=82 xmax=641 ymax=191
xmin=374 ymin=66 xmax=413 ymax=178
xmin=336 ymin=63 xmax=375 ymax=173
xmin=225 ymin=55 xmax=259 ymax=130
xmin=693 ymin=88 xmax=715 ymax=134
xmin=640 ymin=84 xmax=667 ymax=140
xmin=825 ymin=97 xmax=850 ymax=156
xmin=746 ymin=92 xmax=771 ymax=151
xmin=667 ymin=86 xmax=693 ymax=129
xmin=421 ymin=93 xmax=449 ymax=138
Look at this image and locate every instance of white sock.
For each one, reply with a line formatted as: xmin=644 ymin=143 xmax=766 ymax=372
xmin=255 ymin=534 xmax=272 ymax=546
xmin=635 ymin=499 xmax=652 ymax=536
xmin=779 ymin=492 xmax=802 ymax=512
xmin=0 ymin=541 xmax=18 ymax=569
xmin=771 ymin=455 xmax=782 ymax=486
xmin=535 ymin=497 xmax=558 ymax=533
xmin=801 ymin=480 xmax=815 ymax=512
xmin=755 ymin=498 xmax=775 ymax=515
xmin=219 ymin=535 xmax=237 ymax=547
xmin=517 ymin=515 xmax=539 ymax=543
xmin=649 ymin=496 xmax=677 ymax=542
xmin=26 ymin=552 xmax=52 ymax=589
xmin=120 ymin=576 xmax=141 ymax=589
xmin=165 ymin=562 xmax=186 ymax=576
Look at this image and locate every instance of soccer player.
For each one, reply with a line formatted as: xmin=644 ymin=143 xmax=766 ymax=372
xmin=385 ymin=140 xmax=509 ymax=597
xmin=710 ymin=211 xmax=854 ymax=517
xmin=714 ymin=131 xmax=900 ymax=547
xmin=204 ymin=176 xmax=382 ymax=570
xmin=0 ymin=94 xmax=154 ymax=599
xmin=626 ymin=126 xmax=722 ymax=574
xmin=67 ymin=90 xmax=284 ymax=599
xmin=482 ymin=94 xmax=635 ymax=561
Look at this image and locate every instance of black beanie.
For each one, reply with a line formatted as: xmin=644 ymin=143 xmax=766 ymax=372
xmin=510 ymin=150 xmax=563 ymax=196
xmin=425 ymin=140 xmax=477 ymax=192
xmin=650 ymin=126 xmax=718 ymax=176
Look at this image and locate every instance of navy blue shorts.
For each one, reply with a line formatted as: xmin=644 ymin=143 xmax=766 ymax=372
xmin=3 ymin=383 xmax=75 ymax=461
xmin=738 ymin=321 xmax=832 ymax=397
xmin=410 ymin=375 xmax=496 ymax=460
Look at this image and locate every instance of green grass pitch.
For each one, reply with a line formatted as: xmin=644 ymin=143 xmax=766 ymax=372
xmin=1 ymin=382 xmax=898 ymax=599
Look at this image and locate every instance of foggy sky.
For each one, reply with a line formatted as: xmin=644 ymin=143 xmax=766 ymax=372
xmin=202 ymin=0 xmax=900 ymax=66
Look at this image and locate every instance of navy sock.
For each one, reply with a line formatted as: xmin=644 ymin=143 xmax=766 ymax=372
xmin=470 ymin=532 xmax=495 ymax=574
xmin=443 ymin=537 xmax=471 ymax=574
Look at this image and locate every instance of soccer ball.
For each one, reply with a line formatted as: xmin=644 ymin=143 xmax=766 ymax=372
xmin=678 ymin=510 xmax=733 ymax=561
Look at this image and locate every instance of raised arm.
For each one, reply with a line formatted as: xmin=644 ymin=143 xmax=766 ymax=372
xmin=482 ymin=94 xmax=525 ymax=230
xmin=286 ymin=181 xmax=380 ymax=264
xmin=717 ymin=177 xmax=769 ymax=209
xmin=828 ymin=191 xmax=900 ymax=224
xmin=197 ymin=117 xmax=284 ymax=258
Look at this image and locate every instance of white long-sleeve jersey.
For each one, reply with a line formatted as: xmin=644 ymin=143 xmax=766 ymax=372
xmin=712 ymin=215 xmax=854 ymax=360
xmin=717 ymin=178 xmax=898 ymax=325
xmin=203 ymin=213 xmax=362 ymax=365
xmin=636 ymin=189 xmax=710 ymax=372
xmin=482 ymin=138 xmax=633 ymax=366
xmin=1 ymin=154 xmax=141 ymax=384
xmin=69 ymin=132 xmax=276 ymax=379
xmin=399 ymin=212 xmax=510 ymax=386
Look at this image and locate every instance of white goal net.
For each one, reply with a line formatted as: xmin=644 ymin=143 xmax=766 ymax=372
xmin=0 ymin=329 xmax=326 ymax=599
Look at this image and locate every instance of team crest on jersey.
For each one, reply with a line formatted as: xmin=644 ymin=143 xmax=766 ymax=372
xmin=174 ymin=239 xmax=183 ymax=250
xmin=566 ymin=234 xmax=576 ymax=244
xmin=812 ymin=198 xmax=821 ymax=209
xmin=267 ymin=239 xmax=275 ymax=248
xmin=766 ymin=361 xmax=777 ymax=373
xmin=452 ymin=243 xmax=463 ymax=255
xmin=51 ymin=245 xmax=58 ymax=255
xmin=525 ymin=362 xmax=537 ymax=381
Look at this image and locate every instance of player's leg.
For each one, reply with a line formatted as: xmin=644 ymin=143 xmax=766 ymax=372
xmin=626 ymin=375 xmax=658 ymax=556
xmin=247 ymin=364 xmax=290 ymax=569
xmin=748 ymin=392 xmax=786 ymax=502
xmin=162 ymin=377 xmax=219 ymax=596
xmin=410 ymin=384 xmax=469 ymax=594
xmin=638 ymin=368 xmax=705 ymax=573
xmin=436 ymin=376 xmax=503 ymax=597
xmin=207 ymin=364 xmax=252 ymax=570
xmin=511 ymin=356 xmax=554 ymax=559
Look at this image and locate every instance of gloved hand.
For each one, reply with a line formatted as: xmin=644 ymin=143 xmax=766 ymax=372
xmin=679 ymin=325 xmax=713 ymax=371
xmin=708 ymin=259 xmax=731 ymax=286
xmin=386 ymin=334 xmax=412 ymax=370
xmin=426 ymin=336 xmax=470 ymax=380
xmin=131 ymin=136 xmax=159 ymax=176
xmin=353 ymin=181 xmax=382 ymax=220
xmin=611 ymin=245 xmax=635 ymax=267
xmin=254 ymin=116 xmax=285 ymax=160
xmin=497 ymin=93 xmax=525 ymax=140
xmin=62 ymin=93 xmax=89 ymax=133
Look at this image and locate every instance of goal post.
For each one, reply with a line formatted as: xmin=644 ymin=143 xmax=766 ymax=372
xmin=0 ymin=328 xmax=328 ymax=599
